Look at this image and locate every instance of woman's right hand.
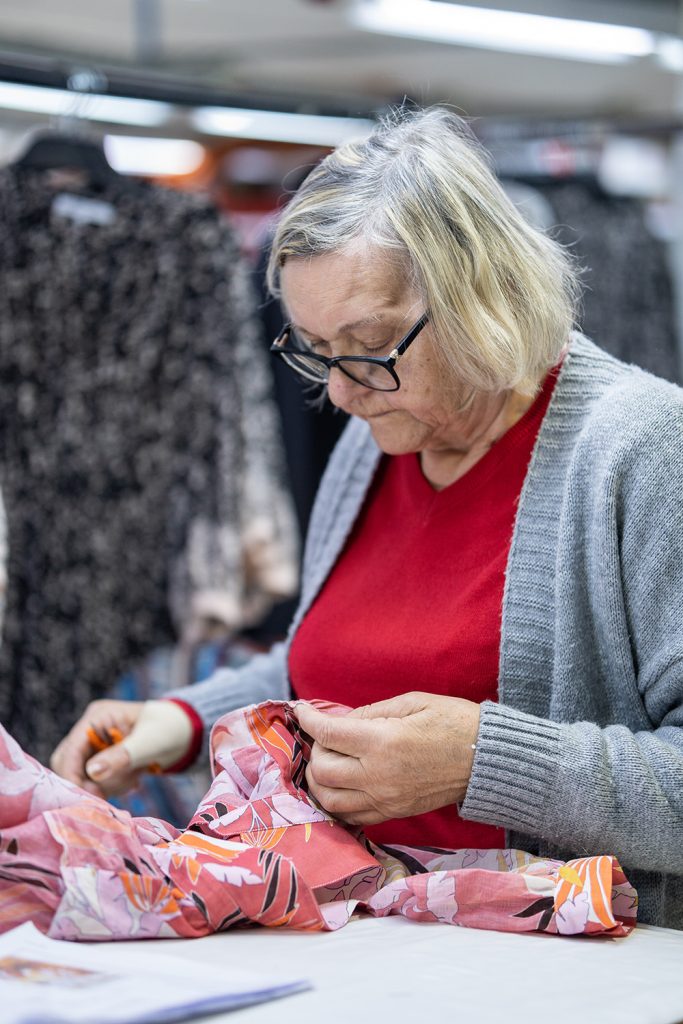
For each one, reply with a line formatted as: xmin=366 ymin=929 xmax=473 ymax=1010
xmin=50 ymin=699 xmax=194 ymax=797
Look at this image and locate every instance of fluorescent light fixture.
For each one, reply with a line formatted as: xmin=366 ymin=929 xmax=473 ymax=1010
xmin=85 ymin=94 xmax=172 ymax=127
xmin=103 ymin=135 xmax=205 ymax=176
xmin=0 ymin=82 xmax=172 ymax=127
xmin=351 ymin=0 xmax=659 ymax=65
xmin=193 ymin=106 xmax=374 ymax=146
xmin=655 ymin=36 xmax=683 ymax=73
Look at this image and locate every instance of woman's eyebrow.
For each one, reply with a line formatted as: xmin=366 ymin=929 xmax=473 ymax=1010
xmin=296 ymin=313 xmax=387 ymax=337
xmin=292 ymin=313 xmax=388 ymax=341
xmin=337 ymin=314 xmax=386 ymax=334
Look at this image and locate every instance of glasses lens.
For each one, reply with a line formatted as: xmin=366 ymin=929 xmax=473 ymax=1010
xmin=281 ymin=352 xmax=329 ymax=384
xmin=337 ymin=360 xmax=399 ymax=391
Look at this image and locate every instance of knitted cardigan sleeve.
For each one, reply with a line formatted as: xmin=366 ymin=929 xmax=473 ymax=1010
xmin=461 ymin=376 xmax=683 ymax=876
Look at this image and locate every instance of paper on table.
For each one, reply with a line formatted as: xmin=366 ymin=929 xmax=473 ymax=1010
xmin=0 ymin=923 xmax=310 ymax=1024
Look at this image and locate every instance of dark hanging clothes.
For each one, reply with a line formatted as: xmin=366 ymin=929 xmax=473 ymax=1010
xmin=0 ymin=168 xmax=297 ymax=764
xmin=520 ymin=178 xmax=680 ymax=383
xmin=252 ymin=244 xmax=347 ymax=542
xmin=245 ymin=246 xmax=347 ymax=643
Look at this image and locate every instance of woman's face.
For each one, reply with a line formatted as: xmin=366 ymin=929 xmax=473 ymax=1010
xmin=280 ymin=249 xmax=472 ymax=457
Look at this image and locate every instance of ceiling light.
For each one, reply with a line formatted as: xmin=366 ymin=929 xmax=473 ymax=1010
xmin=655 ymin=36 xmax=683 ymax=73
xmin=86 ymin=95 xmax=172 ymax=127
xmin=103 ymin=135 xmax=205 ymax=176
xmin=351 ymin=0 xmax=658 ymax=65
xmin=0 ymin=82 xmax=172 ymax=127
xmin=192 ymin=106 xmax=374 ymax=146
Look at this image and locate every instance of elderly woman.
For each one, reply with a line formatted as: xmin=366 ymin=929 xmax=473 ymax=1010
xmin=52 ymin=107 xmax=683 ymax=929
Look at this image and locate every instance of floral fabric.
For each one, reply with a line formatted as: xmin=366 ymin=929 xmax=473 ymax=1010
xmin=0 ymin=701 xmax=637 ymax=941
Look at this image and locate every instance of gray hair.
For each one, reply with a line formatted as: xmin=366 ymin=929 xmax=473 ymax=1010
xmin=267 ymin=106 xmax=580 ymax=395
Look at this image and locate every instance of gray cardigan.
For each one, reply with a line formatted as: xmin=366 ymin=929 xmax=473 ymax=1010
xmin=173 ymin=336 xmax=683 ymax=929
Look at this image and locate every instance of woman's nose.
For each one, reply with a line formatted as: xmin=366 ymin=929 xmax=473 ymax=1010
xmin=326 ymin=366 xmax=364 ymax=409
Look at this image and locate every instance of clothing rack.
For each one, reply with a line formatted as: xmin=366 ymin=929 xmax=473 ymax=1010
xmin=0 ymin=52 xmax=380 ymax=121
xmin=475 ymin=113 xmax=683 ymax=144
xmin=474 ymin=113 xmax=679 ymax=187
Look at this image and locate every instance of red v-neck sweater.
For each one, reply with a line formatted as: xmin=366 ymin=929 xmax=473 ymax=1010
xmin=290 ymin=366 xmax=559 ymax=850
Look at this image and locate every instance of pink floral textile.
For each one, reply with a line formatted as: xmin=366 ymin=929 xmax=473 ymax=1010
xmin=0 ymin=700 xmax=637 ymax=941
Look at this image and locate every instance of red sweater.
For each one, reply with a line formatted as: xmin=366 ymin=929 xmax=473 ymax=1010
xmin=290 ymin=367 xmax=559 ymax=850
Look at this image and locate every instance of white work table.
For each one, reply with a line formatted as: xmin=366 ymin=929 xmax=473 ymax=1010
xmin=139 ymin=915 xmax=683 ymax=1024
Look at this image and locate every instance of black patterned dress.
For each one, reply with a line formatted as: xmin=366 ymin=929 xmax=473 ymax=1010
xmin=0 ymin=168 xmax=297 ymax=763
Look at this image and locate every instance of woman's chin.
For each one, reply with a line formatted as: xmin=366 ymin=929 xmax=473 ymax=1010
xmin=367 ymin=416 xmax=424 ymax=456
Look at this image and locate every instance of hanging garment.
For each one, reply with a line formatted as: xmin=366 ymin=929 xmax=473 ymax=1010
xmin=511 ymin=178 xmax=680 ymax=382
xmin=242 ymin=245 xmax=348 ymax=643
xmin=252 ymin=243 xmax=347 ymax=542
xmin=0 ymin=700 xmax=637 ymax=941
xmin=0 ymin=168 xmax=298 ymax=764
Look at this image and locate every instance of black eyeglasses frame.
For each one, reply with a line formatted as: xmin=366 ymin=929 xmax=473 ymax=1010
xmin=270 ymin=312 xmax=430 ymax=392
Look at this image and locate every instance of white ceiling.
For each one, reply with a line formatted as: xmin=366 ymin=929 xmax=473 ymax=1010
xmin=0 ymin=0 xmax=681 ymax=118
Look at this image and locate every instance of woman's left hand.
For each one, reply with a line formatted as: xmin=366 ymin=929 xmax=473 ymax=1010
xmin=294 ymin=692 xmax=480 ymax=825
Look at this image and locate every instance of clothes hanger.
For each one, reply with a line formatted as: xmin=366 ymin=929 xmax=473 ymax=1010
xmin=13 ymin=132 xmax=119 ymax=189
xmin=13 ymin=69 xmax=120 ymax=190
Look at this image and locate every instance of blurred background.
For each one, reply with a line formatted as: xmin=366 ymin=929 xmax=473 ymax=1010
xmin=0 ymin=0 xmax=682 ymax=819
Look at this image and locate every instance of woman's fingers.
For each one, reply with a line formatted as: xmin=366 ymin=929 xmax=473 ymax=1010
xmin=306 ymin=742 xmax=362 ymax=789
xmin=84 ymin=743 xmax=135 ymax=791
xmin=295 ymin=703 xmax=379 ymax=757
xmin=305 ymin=766 xmax=371 ymax=818
xmin=50 ymin=700 xmax=143 ymax=795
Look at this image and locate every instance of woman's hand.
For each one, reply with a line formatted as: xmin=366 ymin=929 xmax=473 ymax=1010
xmin=50 ymin=699 xmax=193 ymax=797
xmin=295 ymin=692 xmax=480 ymax=826
xmin=50 ymin=699 xmax=145 ymax=796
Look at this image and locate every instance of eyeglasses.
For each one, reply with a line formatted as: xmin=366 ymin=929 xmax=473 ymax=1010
xmin=270 ymin=312 xmax=429 ymax=392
